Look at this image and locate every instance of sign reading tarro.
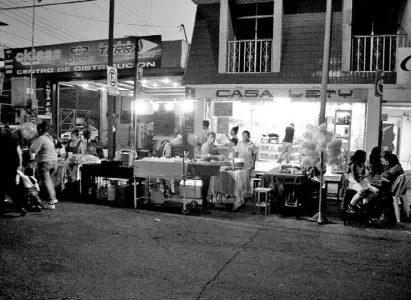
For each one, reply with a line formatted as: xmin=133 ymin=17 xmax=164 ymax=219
xmin=4 ymin=35 xmax=162 ymax=76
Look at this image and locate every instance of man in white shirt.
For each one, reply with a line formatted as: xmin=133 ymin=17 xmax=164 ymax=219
xmin=201 ymin=120 xmax=210 ymax=144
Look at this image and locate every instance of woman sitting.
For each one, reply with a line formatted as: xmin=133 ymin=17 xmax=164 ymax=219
xmin=201 ymin=132 xmax=220 ymax=157
xmin=66 ymin=129 xmax=86 ymax=157
xmin=346 ymin=150 xmax=379 ymax=213
xmin=382 ymin=154 xmax=404 ymax=187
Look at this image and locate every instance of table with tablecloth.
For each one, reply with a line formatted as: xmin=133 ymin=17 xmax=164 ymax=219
xmin=208 ymin=169 xmax=247 ymax=211
xmin=261 ymin=172 xmax=312 ymax=206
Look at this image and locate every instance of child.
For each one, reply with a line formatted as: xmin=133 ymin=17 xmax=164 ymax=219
xmin=347 ymin=150 xmax=379 ymax=212
xmin=17 ymin=166 xmax=43 ymax=212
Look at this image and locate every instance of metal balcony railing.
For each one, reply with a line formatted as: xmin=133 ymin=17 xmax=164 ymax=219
xmin=351 ymin=34 xmax=407 ymax=72
xmin=228 ymin=39 xmax=272 ymax=73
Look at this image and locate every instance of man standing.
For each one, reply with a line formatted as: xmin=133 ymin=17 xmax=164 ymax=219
xmin=201 ymin=120 xmax=210 ymax=144
xmin=0 ymin=125 xmax=26 ymax=217
xmin=30 ymin=122 xmax=58 ymax=210
xmin=278 ymin=123 xmax=295 ymax=164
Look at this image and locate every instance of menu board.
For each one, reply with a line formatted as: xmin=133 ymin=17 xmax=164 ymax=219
xmin=217 ymin=117 xmax=230 ymax=134
xmin=214 ymin=102 xmax=233 ymax=117
xmin=183 ymin=111 xmax=194 ymax=134
xmin=153 ymin=109 xmax=175 ymax=136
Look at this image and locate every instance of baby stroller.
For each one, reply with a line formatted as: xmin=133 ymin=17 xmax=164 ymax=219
xmin=17 ymin=168 xmax=43 ymax=212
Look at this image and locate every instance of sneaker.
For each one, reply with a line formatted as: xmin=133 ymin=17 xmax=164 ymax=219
xmin=21 ymin=208 xmax=27 ymax=217
xmin=44 ymin=204 xmax=55 ymax=210
xmin=346 ymin=205 xmax=357 ymax=214
xmin=49 ymin=199 xmax=59 ymax=205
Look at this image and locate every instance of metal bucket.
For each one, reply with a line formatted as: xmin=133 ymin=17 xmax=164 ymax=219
xmin=121 ymin=151 xmax=133 ymax=167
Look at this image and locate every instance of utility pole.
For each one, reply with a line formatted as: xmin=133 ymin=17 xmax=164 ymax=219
xmin=107 ymin=0 xmax=115 ymax=159
xmin=30 ymin=0 xmax=38 ymax=123
xmin=312 ymin=0 xmax=332 ymax=225
xmin=132 ymin=35 xmax=140 ymax=157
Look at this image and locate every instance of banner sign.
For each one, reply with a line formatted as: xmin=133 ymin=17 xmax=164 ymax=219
xmin=38 ymin=80 xmax=53 ymax=119
xmin=396 ymin=47 xmax=411 ymax=85
xmin=4 ymin=35 xmax=162 ymax=76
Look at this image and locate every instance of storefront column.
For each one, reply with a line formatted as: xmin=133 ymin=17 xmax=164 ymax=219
xmin=218 ymin=0 xmax=233 ymax=74
xmin=364 ymin=88 xmax=381 ymax=154
xmin=100 ymin=90 xmax=108 ymax=146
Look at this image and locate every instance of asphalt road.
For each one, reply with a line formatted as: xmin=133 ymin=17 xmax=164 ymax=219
xmin=0 ymin=203 xmax=410 ymax=300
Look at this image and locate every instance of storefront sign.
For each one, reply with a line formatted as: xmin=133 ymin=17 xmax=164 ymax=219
xmin=4 ymin=35 xmax=162 ymax=76
xmin=215 ymin=89 xmax=354 ymax=99
xmin=397 ymin=47 xmax=411 ymax=85
xmin=214 ymin=102 xmax=233 ymax=116
xmin=38 ymin=80 xmax=53 ymax=119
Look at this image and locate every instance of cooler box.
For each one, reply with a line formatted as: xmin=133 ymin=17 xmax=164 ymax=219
xmin=179 ymin=180 xmax=202 ymax=199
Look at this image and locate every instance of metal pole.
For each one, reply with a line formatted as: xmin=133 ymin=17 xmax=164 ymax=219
xmin=318 ymin=0 xmax=332 ymax=125
xmin=30 ymin=0 xmax=36 ymax=118
xmin=107 ymin=0 xmax=115 ymax=159
xmin=132 ymin=36 xmax=140 ymax=159
xmin=313 ymin=0 xmax=333 ymax=225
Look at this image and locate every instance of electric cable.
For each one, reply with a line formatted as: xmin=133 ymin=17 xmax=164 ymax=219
xmin=0 ymin=0 xmax=86 ymax=42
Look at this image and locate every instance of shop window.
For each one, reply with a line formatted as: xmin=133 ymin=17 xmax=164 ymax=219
xmin=121 ymin=97 xmax=132 ymax=124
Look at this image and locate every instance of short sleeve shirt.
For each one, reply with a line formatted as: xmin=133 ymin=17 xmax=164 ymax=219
xmin=234 ymin=141 xmax=256 ymax=169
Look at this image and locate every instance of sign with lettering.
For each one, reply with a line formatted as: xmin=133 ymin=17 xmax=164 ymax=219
xmin=397 ymin=47 xmax=411 ymax=85
xmin=217 ymin=118 xmax=230 ymax=134
xmin=214 ymin=102 xmax=233 ymax=116
xmin=215 ymin=89 xmax=354 ymax=99
xmin=107 ymin=66 xmax=118 ymax=96
xmin=4 ymin=35 xmax=162 ymax=76
xmin=39 ymin=80 xmax=53 ymax=119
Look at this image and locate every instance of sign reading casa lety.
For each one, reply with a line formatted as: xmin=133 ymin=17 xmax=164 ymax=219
xmin=4 ymin=35 xmax=161 ymax=76
xmin=216 ymin=89 xmax=354 ymax=99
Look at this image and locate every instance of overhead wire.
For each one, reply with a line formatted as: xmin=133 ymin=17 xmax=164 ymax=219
xmin=0 ymin=4 xmax=69 ymax=43
xmin=0 ymin=0 xmax=86 ymax=42
xmin=0 ymin=29 xmax=43 ymax=46
xmin=41 ymin=7 xmax=180 ymax=28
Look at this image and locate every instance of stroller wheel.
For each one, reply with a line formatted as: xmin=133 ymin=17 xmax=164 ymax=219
xmin=182 ymin=205 xmax=191 ymax=215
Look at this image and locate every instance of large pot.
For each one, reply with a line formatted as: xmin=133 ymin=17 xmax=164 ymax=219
xmin=121 ymin=150 xmax=133 ymax=167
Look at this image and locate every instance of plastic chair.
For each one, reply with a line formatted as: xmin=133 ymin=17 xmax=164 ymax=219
xmin=251 ymin=178 xmax=261 ymax=201
xmin=392 ymin=174 xmax=407 ymax=223
xmin=254 ymin=187 xmax=271 ymax=216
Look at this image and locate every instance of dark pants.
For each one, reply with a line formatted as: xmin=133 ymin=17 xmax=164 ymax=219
xmin=0 ymin=172 xmax=24 ymax=215
xmin=201 ymin=176 xmax=211 ymax=212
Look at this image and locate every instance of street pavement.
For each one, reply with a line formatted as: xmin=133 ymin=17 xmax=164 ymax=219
xmin=0 ymin=202 xmax=410 ymax=300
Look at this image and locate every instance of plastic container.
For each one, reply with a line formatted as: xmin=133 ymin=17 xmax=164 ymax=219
xmin=179 ymin=180 xmax=202 ymax=199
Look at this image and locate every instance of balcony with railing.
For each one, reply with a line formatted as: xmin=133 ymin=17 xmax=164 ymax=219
xmin=351 ymin=34 xmax=407 ymax=72
xmin=227 ymin=39 xmax=273 ymax=73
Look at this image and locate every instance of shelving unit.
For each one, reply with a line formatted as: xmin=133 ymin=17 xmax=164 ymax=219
xmin=333 ymin=110 xmax=352 ymax=173
xmin=258 ymin=139 xmax=302 ymax=163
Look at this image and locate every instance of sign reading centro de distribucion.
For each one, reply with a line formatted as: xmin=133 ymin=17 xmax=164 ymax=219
xmin=4 ymin=35 xmax=162 ymax=76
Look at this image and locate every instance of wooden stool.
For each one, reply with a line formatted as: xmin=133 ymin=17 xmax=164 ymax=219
xmin=254 ymin=187 xmax=271 ymax=216
xmin=251 ymin=178 xmax=261 ymax=201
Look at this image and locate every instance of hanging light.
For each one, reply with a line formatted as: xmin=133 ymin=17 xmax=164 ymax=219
xmin=163 ymin=78 xmax=170 ymax=84
xmin=82 ymin=83 xmax=89 ymax=89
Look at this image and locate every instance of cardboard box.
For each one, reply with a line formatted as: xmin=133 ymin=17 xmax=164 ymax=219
xmin=179 ymin=180 xmax=202 ymax=199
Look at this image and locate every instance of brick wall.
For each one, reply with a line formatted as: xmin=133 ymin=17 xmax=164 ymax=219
xmin=183 ymin=4 xmax=393 ymax=85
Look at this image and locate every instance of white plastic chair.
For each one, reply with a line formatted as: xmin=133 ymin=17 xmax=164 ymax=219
xmin=392 ymin=174 xmax=406 ymax=223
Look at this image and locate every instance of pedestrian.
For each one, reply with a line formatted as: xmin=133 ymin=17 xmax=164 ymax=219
xmin=0 ymin=125 xmax=27 ymax=217
xmin=30 ymin=122 xmax=59 ymax=210
xmin=278 ymin=123 xmax=295 ymax=164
